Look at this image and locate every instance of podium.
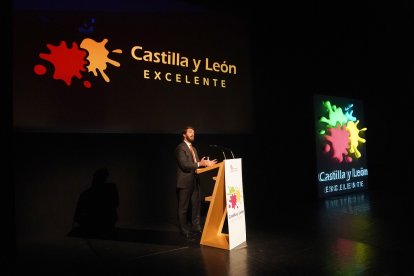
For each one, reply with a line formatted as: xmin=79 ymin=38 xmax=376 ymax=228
xmin=196 ymin=159 xmax=246 ymax=250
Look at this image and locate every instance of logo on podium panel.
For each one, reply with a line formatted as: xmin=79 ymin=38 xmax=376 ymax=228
xmin=225 ymin=158 xmax=246 ymax=249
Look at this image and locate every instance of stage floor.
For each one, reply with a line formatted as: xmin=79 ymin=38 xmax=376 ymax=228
xmin=11 ymin=188 xmax=414 ymax=275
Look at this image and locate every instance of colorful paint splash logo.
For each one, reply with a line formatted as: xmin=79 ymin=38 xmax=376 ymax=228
xmin=227 ymin=185 xmax=242 ymax=209
xmin=319 ymin=101 xmax=367 ymax=163
xmin=33 ymin=20 xmax=122 ymax=88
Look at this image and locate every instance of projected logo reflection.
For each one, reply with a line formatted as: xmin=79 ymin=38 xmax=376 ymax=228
xmin=322 ymin=192 xmax=374 ymax=275
xmin=34 ymin=20 xmax=122 ymax=88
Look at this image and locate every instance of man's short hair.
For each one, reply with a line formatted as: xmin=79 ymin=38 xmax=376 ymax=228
xmin=181 ymin=126 xmax=194 ymax=136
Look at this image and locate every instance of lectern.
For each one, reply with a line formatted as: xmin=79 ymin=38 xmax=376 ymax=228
xmin=196 ymin=159 xmax=246 ymax=250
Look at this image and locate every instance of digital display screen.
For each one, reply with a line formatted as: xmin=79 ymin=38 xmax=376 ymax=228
xmin=313 ymin=94 xmax=368 ymax=197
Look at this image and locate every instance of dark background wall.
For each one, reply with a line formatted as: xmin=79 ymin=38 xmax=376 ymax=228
xmin=14 ymin=132 xmax=261 ymax=236
xmin=10 ymin=0 xmax=414 ymax=243
xmin=249 ymin=1 xmax=414 ymax=193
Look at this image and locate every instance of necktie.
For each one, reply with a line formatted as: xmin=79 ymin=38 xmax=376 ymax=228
xmin=189 ymin=145 xmax=197 ymax=163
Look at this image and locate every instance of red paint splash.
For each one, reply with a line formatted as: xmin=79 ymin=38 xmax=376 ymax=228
xmin=39 ymin=41 xmax=88 ymax=86
xmin=83 ymin=80 xmax=91 ymax=88
xmin=34 ymin=64 xmax=47 ymax=75
xmin=229 ymin=194 xmax=237 ymax=209
xmin=324 ymin=125 xmax=350 ymax=162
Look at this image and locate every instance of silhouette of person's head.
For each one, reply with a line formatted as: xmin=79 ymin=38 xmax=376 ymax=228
xmin=92 ymin=167 xmax=109 ymax=187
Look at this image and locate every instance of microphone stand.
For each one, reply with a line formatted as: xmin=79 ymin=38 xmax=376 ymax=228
xmin=209 ymin=145 xmax=227 ymax=160
xmin=224 ymin=147 xmax=235 ymax=159
xmin=218 ymin=145 xmax=235 ymax=159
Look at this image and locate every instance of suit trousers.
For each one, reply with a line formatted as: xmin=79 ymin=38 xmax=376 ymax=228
xmin=176 ymin=182 xmax=201 ymax=234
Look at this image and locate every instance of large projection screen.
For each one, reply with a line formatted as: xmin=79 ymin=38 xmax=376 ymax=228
xmin=13 ymin=11 xmax=254 ymax=134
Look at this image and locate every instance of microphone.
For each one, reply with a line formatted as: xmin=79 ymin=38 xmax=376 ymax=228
xmin=220 ymin=146 xmax=235 ymax=159
xmin=209 ymin=144 xmax=227 ymax=160
xmin=218 ymin=146 xmax=234 ymax=159
xmin=209 ymin=145 xmax=235 ymax=159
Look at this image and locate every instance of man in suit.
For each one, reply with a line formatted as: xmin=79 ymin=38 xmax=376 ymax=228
xmin=175 ymin=126 xmax=217 ymax=239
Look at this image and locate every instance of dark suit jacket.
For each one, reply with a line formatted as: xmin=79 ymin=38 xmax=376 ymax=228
xmin=175 ymin=142 xmax=200 ymax=189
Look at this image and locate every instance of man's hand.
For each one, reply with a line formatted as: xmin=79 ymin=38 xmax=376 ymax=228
xmin=200 ymin=157 xmax=218 ymax=167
